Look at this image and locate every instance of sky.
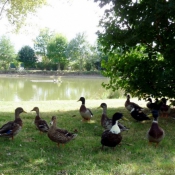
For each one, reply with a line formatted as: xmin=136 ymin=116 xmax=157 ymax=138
xmin=0 ymin=0 xmax=105 ymax=52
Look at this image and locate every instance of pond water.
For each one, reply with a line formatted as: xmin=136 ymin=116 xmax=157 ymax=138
xmin=0 ymin=76 xmax=122 ymax=101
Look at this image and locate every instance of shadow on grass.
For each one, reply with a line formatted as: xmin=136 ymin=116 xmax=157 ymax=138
xmin=0 ymin=106 xmax=175 ymax=175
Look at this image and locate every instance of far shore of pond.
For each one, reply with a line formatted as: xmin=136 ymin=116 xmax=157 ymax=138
xmin=0 ymin=71 xmax=106 ymax=79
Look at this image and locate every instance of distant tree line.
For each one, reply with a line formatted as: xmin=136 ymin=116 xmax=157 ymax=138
xmin=0 ymin=29 xmax=107 ymax=71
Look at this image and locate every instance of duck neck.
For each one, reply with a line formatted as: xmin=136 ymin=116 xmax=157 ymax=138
xmin=35 ymin=109 xmax=39 ymax=116
xmin=81 ymin=99 xmax=85 ymax=105
xmin=110 ymin=121 xmax=120 ymax=134
xmin=102 ymin=107 xmax=107 ymax=115
xmin=153 ymin=117 xmax=158 ymax=123
xmin=52 ymin=120 xmax=57 ymax=128
xmin=15 ymin=111 xmax=20 ymax=119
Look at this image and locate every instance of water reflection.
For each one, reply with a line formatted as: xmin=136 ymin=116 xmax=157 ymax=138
xmin=0 ymin=76 xmax=111 ymax=101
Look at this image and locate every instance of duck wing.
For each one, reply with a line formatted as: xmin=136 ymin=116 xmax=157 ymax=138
xmin=53 ymin=129 xmax=77 ymax=143
xmin=37 ymin=119 xmax=49 ymax=131
xmin=101 ymin=114 xmax=112 ymax=130
xmin=0 ymin=121 xmax=14 ymax=134
xmin=118 ymin=122 xmax=129 ymax=132
xmin=131 ymin=108 xmax=150 ymax=121
xmin=87 ymin=108 xmax=93 ymax=116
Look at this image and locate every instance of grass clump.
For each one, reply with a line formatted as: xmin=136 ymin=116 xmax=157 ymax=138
xmin=0 ymin=99 xmax=175 ymax=175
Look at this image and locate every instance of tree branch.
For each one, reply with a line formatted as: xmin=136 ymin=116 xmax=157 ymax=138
xmin=0 ymin=0 xmax=10 ymax=19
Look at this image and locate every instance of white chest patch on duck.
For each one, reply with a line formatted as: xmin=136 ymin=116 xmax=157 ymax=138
xmin=110 ymin=123 xmax=120 ymax=134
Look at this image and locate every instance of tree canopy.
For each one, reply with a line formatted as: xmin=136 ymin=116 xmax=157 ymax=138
xmin=47 ymin=34 xmax=68 ymax=70
xmin=18 ymin=46 xmax=37 ymax=68
xmin=67 ymin=33 xmax=91 ymax=71
xmin=0 ymin=0 xmax=47 ymax=31
xmin=34 ymin=28 xmax=53 ymax=57
xmin=95 ymin=0 xmax=175 ymax=99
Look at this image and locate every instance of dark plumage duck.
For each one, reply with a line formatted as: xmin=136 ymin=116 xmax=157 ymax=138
xmin=31 ymin=107 xmax=49 ymax=133
xmin=125 ymin=94 xmax=143 ymax=112
xmin=160 ymin=98 xmax=170 ymax=118
xmin=147 ymin=110 xmax=165 ymax=147
xmin=146 ymin=97 xmax=154 ymax=110
xmin=78 ymin=97 xmax=93 ymax=121
xmin=99 ymin=103 xmax=129 ymax=132
xmin=130 ymin=107 xmax=151 ymax=122
xmin=101 ymin=112 xmax=123 ymax=149
xmin=0 ymin=107 xmax=27 ymax=140
xmin=48 ymin=116 xmax=77 ymax=147
xmin=146 ymin=98 xmax=163 ymax=111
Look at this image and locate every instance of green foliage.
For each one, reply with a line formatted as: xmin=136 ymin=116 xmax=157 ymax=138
xmin=18 ymin=46 xmax=37 ymax=68
xmin=47 ymin=34 xmax=68 ymax=70
xmin=0 ymin=0 xmax=47 ymax=32
xmin=34 ymin=28 xmax=53 ymax=56
xmin=67 ymin=33 xmax=91 ymax=71
xmin=95 ymin=0 xmax=175 ymax=99
xmin=85 ymin=61 xmax=92 ymax=71
xmin=36 ymin=62 xmax=57 ymax=71
xmin=0 ymin=36 xmax=16 ymax=70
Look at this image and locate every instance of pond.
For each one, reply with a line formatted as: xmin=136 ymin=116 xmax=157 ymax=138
xmin=0 ymin=76 xmax=124 ymax=101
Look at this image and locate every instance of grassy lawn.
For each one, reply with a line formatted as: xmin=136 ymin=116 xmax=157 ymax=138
xmin=0 ymin=99 xmax=175 ymax=175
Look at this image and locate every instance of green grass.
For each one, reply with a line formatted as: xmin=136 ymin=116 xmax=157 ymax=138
xmin=0 ymin=99 xmax=175 ymax=175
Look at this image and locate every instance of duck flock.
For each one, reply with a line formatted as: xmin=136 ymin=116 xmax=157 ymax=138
xmin=0 ymin=95 xmax=171 ymax=149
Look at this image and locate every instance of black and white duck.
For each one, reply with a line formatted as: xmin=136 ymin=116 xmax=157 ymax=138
xmin=101 ymin=112 xmax=123 ymax=149
xmin=130 ymin=107 xmax=151 ymax=122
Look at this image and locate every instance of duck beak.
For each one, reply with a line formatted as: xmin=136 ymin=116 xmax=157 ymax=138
xmin=23 ymin=110 xmax=27 ymax=113
xmin=147 ymin=114 xmax=152 ymax=118
xmin=97 ymin=106 xmax=101 ymax=109
xmin=121 ymin=116 xmax=129 ymax=121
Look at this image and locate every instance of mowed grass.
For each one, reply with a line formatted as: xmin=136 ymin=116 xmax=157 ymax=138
xmin=0 ymin=99 xmax=175 ymax=175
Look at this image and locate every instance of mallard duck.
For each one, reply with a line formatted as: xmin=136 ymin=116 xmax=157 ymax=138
xmin=147 ymin=110 xmax=165 ymax=147
xmin=78 ymin=97 xmax=93 ymax=121
xmin=125 ymin=94 xmax=143 ymax=112
xmin=160 ymin=98 xmax=170 ymax=118
xmin=146 ymin=98 xmax=163 ymax=111
xmin=99 ymin=103 xmax=129 ymax=132
xmin=31 ymin=107 xmax=49 ymax=133
xmin=101 ymin=112 xmax=123 ymax=149
xmin=48 ymin=116 xmax=77 ymax=147
xmin=0 ymin=107 xmax=27 ymax=140
xmin=146 ymin=97 xmax=153 ymax=110
xmin=130 ymin=107 xmax=151 ymax=122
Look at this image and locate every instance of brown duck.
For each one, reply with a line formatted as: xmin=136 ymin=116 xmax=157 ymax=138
xmin=0 ymin=107 xmax=27 ymax=140
xmin=99 ymin=103 xmax=129 ymax=132
xmin=125 ymin=94 xmax=143 ymax=112
xmin=78 ymin=97 xmax=93 ymax=121
xmin=31 ymin=107 xmax=49 ymax=133
xmin=147 ymin=110 xmax=165 ymax=147
xmin=48 ymin=116 xmax=77 ymax=147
